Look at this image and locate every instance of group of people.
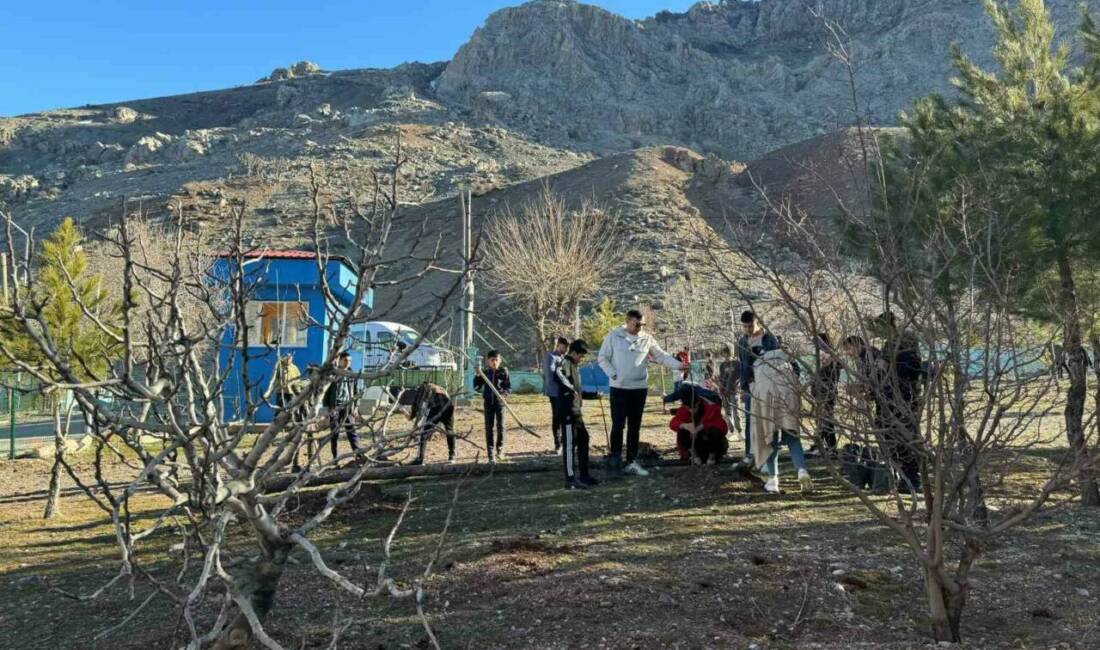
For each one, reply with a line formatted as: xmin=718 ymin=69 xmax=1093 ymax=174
xmin=538 ymin=308 xmax=924 ymax=494
xmin=266 ymin=350 xmax=460 ymax=469
xmin=267 ymin=307 xmax=925 ymax=496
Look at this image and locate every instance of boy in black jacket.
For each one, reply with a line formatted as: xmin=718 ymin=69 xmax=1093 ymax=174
xmin=473 ymin=350 xmax=512 ymax=462
xmin=323 ymin=352 xmax=361 ymax=460
xmin=554 ymin=339 xmax=599 ymax=489
xmin=398 ymin=382 xmax=456 ymax=465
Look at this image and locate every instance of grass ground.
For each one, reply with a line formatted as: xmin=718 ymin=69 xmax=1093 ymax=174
xmin=0 ymin=395 xmax=1098 ymax=649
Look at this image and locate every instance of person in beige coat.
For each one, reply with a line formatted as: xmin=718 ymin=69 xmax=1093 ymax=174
xmin=750 ymin=348 xmax=813 ymax=494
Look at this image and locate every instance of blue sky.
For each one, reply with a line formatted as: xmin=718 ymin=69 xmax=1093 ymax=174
xmin=1 ymin=0 xmax=697 ymax=116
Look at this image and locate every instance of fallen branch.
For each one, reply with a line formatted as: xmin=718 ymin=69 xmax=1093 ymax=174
xmin=265 ymin=456 xmax=761 ymax=491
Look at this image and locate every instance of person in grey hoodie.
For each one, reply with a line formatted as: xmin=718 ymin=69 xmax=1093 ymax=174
xmin=597 ymin=309 xmax=688 ymax=477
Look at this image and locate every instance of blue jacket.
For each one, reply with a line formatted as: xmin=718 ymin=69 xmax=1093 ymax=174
xmin=543 ymin=351 xmax=562 ymax=398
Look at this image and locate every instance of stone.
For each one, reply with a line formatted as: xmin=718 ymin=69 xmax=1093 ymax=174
xmin=290 ymin=60 xmax=320 ymax=76
xmin=112 ymin=106 xmax=139 ymax=124
xmin=164 ymin=139 xmax=207 ymax=162
xmin=0 ymin=174 xmax=39 ymax=202
xmin=125 ymin=132 xmax=173 ymax=165
xmin=267 ymin=67 xmax=292 ymax=82
xmin=30 ymin=437 xmax=80 ymax=459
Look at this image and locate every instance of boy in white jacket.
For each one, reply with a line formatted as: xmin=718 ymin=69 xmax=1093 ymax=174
xmin=597 ymin=309 xmax=689 ymax=477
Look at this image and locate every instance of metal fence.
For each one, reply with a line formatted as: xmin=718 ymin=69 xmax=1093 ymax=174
xmin=361 ymin=368 xmax=464 ymax=397
xmin=0 ymin=373 xmax=54 ymax=421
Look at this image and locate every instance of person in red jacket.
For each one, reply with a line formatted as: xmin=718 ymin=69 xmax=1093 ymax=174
xmin=669 ymin=385 xmax=729 ymax=465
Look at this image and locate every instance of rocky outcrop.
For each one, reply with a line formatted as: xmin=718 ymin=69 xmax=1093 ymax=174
xmin=113 ymin=106 xmax=140 ymax=124
xmin=260 ymin=60 xmax=324 ymax=83
xmin=438 ymin=0 xmax=1094 ymax=160
xmin=0 ymin=173 xmax=39 ymax=202
xmin=125 ymin=132 xmax=174 ymax=165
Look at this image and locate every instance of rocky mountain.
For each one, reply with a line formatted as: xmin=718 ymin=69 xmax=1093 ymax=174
xmin=439 ymin=0 xmax=1093 ymax=160
xmin=1 ymin=0 xmax=1093 ymax=354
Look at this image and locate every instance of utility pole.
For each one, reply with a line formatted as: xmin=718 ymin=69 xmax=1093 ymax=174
xmin=574 ymin=303 xmax=581 ymax=339
xmin=459 ymin=191 xmax=476 ymax=396
xmin=2 ymin=253 xmax=13 ymax=459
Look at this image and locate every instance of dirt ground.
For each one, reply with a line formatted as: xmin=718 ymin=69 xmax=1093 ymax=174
xmin=1 ymin=395 xmax=1099 ymax=649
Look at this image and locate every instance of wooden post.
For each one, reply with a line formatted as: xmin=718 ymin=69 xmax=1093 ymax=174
xmin=1 ymin=252 xmax=9 ymax=307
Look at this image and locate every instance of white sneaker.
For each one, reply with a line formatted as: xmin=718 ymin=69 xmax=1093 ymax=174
xmin=798 ymin=469 xmax=813 ymax=494
xmin=707 ymin=454 xmax=717 ymax=466
xmin=691 ymin=456 xmax=702 ymax=466
xmin=624 ymin=461 xmax=650 ymax=477
xmin=764 ymin=476 xmax=781 ymax=494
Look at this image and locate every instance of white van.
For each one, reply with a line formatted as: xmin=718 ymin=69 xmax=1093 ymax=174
xmin=349 ymin=321 xmax=457 ymax=370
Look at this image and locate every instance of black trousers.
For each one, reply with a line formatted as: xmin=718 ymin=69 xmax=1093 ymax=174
xmin=329 ymin=406 xmax=359 ymax=458
xmin=417 ymin=403 xmax=456 ymax=461
xmin=280 ymin=392 xmax=314 ymax=470
xmin=609 ymin=387 xmax=647 ymax=463
xmin=817 ymin=405 xmax=838 ymax=451
xmin=676 ymin=427 xmax=729 ymax=462
xmin=557 ymin=395 xmax=590 ymax=480
xmin=876 ymin=399 xmax=921 ymax=489
xmin=484 ymin=403 xmax=504 ymax=451
xmin=548 ymin=396 xmax=563 ymax=448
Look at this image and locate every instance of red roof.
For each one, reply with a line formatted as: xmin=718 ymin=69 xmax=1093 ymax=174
xmin=216 ymin=249 xmax=318 ymax=260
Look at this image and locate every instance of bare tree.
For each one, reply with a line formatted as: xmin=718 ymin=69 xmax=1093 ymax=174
xmin=482 ymin=186 xmax=629 ymax=361
xmin=698 ymin=167 xmax=1091 ymax=641
xmin=0 ymin=143 xmax=471 ymax=648
xmin=685 ymin=63 xmax=1100 ymax=636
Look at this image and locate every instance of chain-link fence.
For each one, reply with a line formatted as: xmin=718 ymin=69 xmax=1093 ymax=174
xmin=0 ymin=372 xmax=55 ymax=422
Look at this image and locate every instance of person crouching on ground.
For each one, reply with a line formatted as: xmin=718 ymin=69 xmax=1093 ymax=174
xmin=668 ymin=384 xmax=729 ymax=465
xmin=323 ymin=351 xmax=361 ymax=461
xmin=554 ymin=339 xmax=599 ymax=489
xmin=474 ymin=349 xmax=511 ymax=463
xmin=750 ymin=347 xmax=813 ymax=494
xmin=402 ymin=382 xmax=456 ymax=465
xmin=544 ymin=336 xmax=569 ymax=454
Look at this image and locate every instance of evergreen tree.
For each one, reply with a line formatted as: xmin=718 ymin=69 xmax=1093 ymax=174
xmin=874 ymin=0 xmax=1100 ymax=504
xmin=580 ymin=297 xmax=623 ymax=347
xmin=0 ymin=217 xmax=122 ymax=517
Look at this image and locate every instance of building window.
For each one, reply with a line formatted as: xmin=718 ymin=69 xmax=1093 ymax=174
xmin=246 ymin=302 xmax=309 ymax=348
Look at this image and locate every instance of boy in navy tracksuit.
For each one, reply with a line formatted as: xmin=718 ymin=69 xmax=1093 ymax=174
xmin=473 ymin=350 xmax=511 ymax=463
xmin=554 ymin=339 xmax=599 ymax=489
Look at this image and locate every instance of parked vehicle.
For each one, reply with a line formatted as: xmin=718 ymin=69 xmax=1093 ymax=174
xmin=349 ymin=321 xmax=457 ymax=370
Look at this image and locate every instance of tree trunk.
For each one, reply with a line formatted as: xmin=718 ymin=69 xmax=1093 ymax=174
xmin=1091 ymin=334 xmax=1100 ymax=445
xmin=534 ymin=307 xmax=548 ymax=368
xmin=213 ymin=544 xmax=290 ymax=649
xmin=925 ymin=567 xmax=964 ymax=643
xmin=1056 ymin=254 xmax=1100 ymax=506
xmin=43 ymin=401 xmax=65 ymax=519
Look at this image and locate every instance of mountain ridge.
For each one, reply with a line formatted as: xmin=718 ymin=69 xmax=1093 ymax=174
xmin=2 ymin=0 xmax=1092 ymax=352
